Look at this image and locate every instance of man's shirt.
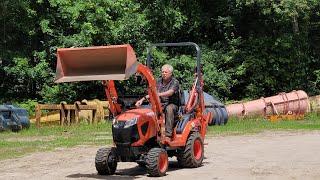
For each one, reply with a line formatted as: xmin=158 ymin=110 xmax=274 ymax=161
xmin=156 ymin=77 xmax=180 ymax=106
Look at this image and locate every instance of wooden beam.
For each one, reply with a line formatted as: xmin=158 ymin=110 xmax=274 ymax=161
xmin=37 ymin=104 xmax=97 ymax=110
xmin=35 ymin=104 xmax=41 ymax=128
xmin=35 ymin=102 xmax=101 ymax=126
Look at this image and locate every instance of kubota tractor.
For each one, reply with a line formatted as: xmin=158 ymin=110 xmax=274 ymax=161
xmin=55 ymin=42 xmax=213 ymax=177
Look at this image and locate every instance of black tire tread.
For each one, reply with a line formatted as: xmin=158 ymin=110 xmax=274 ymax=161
xmin=137 ymin=161 xmax=146 ymax=167
xmin=146 ymin=148 xmax=167 ymax=177
xmin=95 ymin=147 xmax=117 ymax=175
xmin=177 ymin=132 xmax=204 ymax=168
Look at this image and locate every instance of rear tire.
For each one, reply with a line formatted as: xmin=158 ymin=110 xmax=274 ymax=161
xmin=11 ymin=125 xmax=22 ymax=132
xmin=95 ymin=147 xmax=117 ymax=175
xmin=146 ymin=148 xmax=168 ymax=177
xmin=177 ymin=132 xmax=204 ymax=168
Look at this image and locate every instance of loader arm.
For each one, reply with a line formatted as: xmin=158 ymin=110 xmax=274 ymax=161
xmin=54 ymin=44 xmax=165 ymax=140
xmin=102 ymin=64 xmax=165 ymax=137
xmin=136 ymin=64 xmax=165 ymax=142
xmin=103 ymin=80 xmax=122 ymax=117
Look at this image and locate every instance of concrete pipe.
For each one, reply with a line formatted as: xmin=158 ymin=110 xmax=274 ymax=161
xmin=226 ymin=90 xmax=310 ymax=117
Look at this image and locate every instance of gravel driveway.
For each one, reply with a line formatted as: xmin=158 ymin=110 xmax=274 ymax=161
xmin=1 ymin=131 xmax=320 ymax=180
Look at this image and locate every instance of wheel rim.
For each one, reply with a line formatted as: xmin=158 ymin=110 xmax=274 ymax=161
xmin=158 ymin=152 xmax=168 ymax=173
xmin=193 ymin=139 xmax=202 ymax=160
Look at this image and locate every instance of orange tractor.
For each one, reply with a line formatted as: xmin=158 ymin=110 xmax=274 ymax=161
xmin=55 ymin=42 xmax=213 ymax=176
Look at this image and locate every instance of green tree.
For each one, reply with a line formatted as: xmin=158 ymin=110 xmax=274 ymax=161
xmin=1 ymin=0 xmax=319 ymax=105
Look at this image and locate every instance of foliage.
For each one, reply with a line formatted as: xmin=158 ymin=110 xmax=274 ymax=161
xmin=4 ymin=54 xmax=52 ymax=101
xmin=226 ymin=0 xmax=320 ymax=98
xmin=16 ymin=99 xmax=38 ymax=116
xmin=0 ymin=0 xmax=319 ymax=104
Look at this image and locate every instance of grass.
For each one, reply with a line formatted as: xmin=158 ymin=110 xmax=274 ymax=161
xmin=0 ymin=121 xmax=113 ymax=160
xmin=0 ymin=113 xmax=320 ymax=160
xmin=208 ymin=112 xmax=320 ymax=136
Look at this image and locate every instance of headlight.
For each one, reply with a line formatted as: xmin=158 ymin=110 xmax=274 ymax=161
xmin=112 ymin=118 xmax=117 ymax=125
xmin=124 ymin=117 xmax=138 ymax=128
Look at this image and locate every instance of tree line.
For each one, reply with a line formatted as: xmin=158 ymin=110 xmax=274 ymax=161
xmin=1 ymin=0 xmax=319 ymax=108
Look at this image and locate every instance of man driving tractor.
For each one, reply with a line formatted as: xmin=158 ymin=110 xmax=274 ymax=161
xmin=55 ymin=43 xmax=210 ymax=177
xmin=135 ymin=64 xmax=180 ymax=139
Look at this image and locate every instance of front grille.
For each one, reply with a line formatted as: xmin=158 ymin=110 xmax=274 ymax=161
xmin=112 ymin=124 xmax=139 ymax=144
xmin=115 ymin=144 xmax=147 ymax=162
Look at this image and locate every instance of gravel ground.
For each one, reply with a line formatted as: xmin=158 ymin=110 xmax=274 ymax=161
xmin=1 ymin=131 xmax=320 ymax=180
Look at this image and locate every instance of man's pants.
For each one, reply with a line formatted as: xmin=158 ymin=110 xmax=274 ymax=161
xmin=164 ymin=104 xmax=178 ymax=137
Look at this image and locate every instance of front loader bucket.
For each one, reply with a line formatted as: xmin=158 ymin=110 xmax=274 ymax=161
xmin=55 ymin=44 xmax=138 ymax=83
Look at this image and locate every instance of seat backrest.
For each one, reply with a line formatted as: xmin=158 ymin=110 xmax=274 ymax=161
xmin=179 ymin=89 xmax=184 ymax=106
xmin=180 ymin=90 xmax=190 ymax=106
xmin=175 ymin=113 xmax=194 ymax=134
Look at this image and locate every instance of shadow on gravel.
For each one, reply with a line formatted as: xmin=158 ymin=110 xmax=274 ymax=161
xmin=67 ymin=161 xmax=183 ymax=179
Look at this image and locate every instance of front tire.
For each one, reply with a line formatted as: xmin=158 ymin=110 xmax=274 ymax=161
xmin=137 ymin=161 xmax=146 ymax=167
xmin=95 ymin=147 xmax=117 ymax=175
xmin=146 ymin=148 xmax=168 ymax=177
xmin=177 ymin=132 xmax=204 ymax=168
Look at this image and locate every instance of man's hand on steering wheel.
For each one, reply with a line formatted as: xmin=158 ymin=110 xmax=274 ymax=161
xmin=135 ymin=99 xmax=143 ymax=107
xmin=135 ymin=96 xmax=148 ymax=107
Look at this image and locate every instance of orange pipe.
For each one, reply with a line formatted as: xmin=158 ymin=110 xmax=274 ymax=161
xmin=226 ymin=90 xmax=310 ymax=117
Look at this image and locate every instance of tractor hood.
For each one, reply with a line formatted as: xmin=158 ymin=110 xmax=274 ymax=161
xmin=55 ymin=44 xmax=138 ymax=83
xmin=115 ymin=108 xmax=155 ymax=122
xmin=112 ymin=108 xmax=155 ymax=129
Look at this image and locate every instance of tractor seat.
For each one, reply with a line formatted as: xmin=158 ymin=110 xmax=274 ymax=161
xmin=175 ymin=90 xmax=194 ymax=134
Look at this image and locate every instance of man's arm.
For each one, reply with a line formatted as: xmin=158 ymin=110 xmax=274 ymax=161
xmin=158 ymin=89 xmax=175 ymax=97
xmin=136 ymin=79 xmax=179 ymax=107
xmin=137 ymin=88 xmax=174 ymax=104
